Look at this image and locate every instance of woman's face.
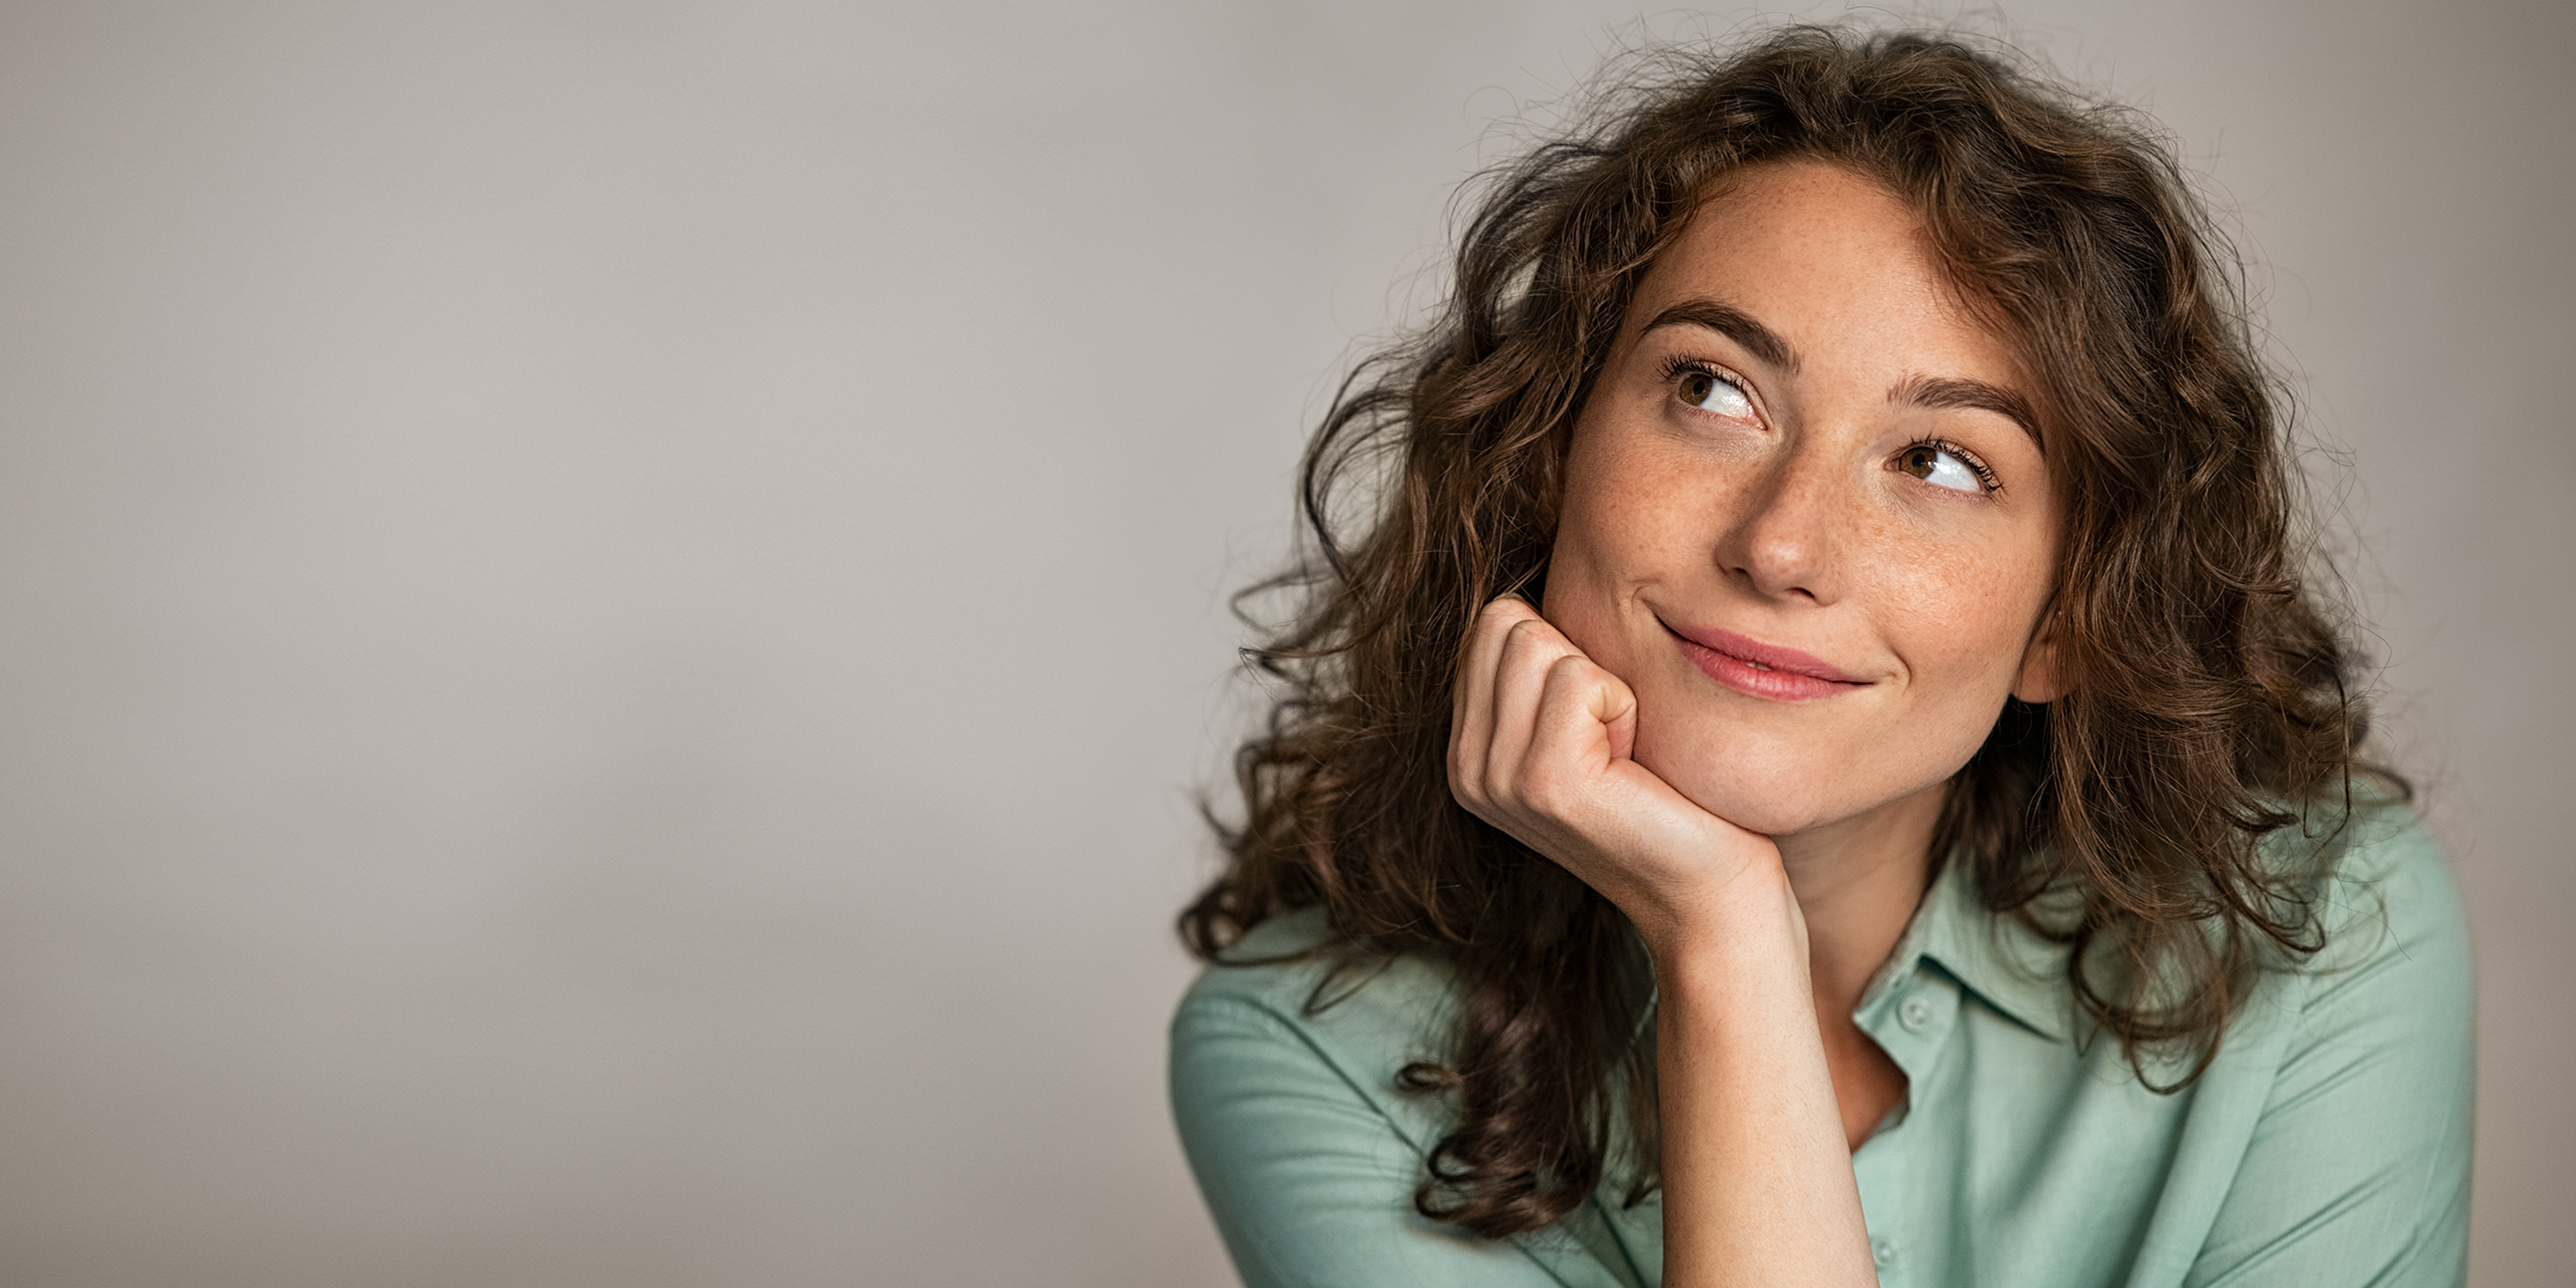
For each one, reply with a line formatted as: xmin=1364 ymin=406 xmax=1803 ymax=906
xmin=1543 ymin=161 xmax=2063 ymax=839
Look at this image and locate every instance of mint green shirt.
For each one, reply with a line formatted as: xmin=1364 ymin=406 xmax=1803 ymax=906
xmin=1170 ymin=806 xmax=2473 ymax=1287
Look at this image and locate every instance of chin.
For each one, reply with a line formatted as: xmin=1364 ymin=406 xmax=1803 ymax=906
xmin=1660 ymin=770 xmax=1844 ymax=837
xmin=1629 ymin=718 xmax=1959 ymax=840
xmin=1630 ymin=738 xmax=1840 ymax=836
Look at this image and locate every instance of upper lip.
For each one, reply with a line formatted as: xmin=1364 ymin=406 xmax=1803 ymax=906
xmin=1662 ymin=621 xmax=1867 ymax=684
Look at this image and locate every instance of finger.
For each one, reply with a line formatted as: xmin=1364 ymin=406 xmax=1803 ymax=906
xmin=1449 ymin=596 xmax=1540 ymax=798
xmin=1484 ymin=614 xmax=1582 ymax=796
xmin=1449 ymin=599 xmax=1516 ymax=800
xmin=1504 ymin=654 xmax=1660 ymax=902
xmin=1523 ymin=656 xmax=1747 ymax=890
xmin=1526 ymin=652 xmax=1637 ymax=772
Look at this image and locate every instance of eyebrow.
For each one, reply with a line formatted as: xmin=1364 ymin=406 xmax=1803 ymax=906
xmin=1893 ymin=375 xmax=2044 ymax=451
xmin=1641 ymin=300 xmax=1799 ymax=373
xmin=1640 ymin=296 xmax=2042 ymax=451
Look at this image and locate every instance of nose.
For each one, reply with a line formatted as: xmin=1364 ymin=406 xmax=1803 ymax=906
xmin=1714 ymin=447 xmax=1843 ymax=605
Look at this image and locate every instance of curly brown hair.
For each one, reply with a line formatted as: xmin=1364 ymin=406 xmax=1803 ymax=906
xmin=1181 ymin=25 xmax=2380 ymax=1240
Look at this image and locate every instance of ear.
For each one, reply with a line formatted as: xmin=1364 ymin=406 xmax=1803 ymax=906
xmin=2010 ymin=607 xmax=2069 ymax=704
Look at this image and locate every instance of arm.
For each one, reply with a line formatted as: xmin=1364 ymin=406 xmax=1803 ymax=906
xmin=1170 ymin=987 xmax=1588 ymax=1288
xmin=1448 ymin=598 xmax=1878 ymax=1288
xmin=2184 ymin=815 xmax=2476 ymax=1288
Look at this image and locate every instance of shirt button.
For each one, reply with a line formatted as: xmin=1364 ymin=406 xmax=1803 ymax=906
xmin=1871 ymin=1235 xmax=1899 ymax=1267
xmin=1899 ymin=994 xmax=1935 ymax=1032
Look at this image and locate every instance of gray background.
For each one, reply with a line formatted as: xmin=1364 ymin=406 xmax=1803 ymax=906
xmin=0 ymin=1 xmax=2565 ymax=1285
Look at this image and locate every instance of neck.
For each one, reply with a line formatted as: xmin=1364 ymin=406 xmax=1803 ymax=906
xmin=1775 ymin=781 xmax=1945 ymax=1014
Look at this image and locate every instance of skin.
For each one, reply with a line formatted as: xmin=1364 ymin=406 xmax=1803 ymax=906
xmin=1448 ymin=161 xmax=2065 ymax=1286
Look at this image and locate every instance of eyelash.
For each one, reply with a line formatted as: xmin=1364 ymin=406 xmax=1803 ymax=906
xmin=1908 ymin=436 xmax=2002 ymax=494
xmin=1659 ymin=355 xmax=2003 ymax=495
xmin=1658 ymin=355 xmax=1751 ymax=408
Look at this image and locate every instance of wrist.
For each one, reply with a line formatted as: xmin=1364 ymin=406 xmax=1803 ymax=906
xmin=1637 ymin=857 xmax=1806 ymax=982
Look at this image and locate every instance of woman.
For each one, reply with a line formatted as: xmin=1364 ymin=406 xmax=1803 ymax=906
xmin=1170 ymin=27 xmax=2471 ymax=1288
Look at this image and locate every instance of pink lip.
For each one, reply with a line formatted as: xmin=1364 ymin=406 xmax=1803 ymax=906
xmin=1664 ymin=623 xmax=1867 ymax=702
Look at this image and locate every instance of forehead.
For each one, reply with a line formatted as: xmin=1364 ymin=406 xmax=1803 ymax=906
xmin=1625 ymin=161 xmax=2026 ymax=389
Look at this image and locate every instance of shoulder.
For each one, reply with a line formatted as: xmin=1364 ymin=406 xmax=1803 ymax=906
xmin=1169 ymin=915 xmax=1589 ymax=1288
xmin=2276 ymin=793 xmax=2470 ymax=1005
xmin=2227 ymin=793 xmax=2476 ymax=1135
xmin=2177 ymin=800 xmax=2475 ymax=1285
xmin=1170 ymin=907 xmax=1461 ymax=1137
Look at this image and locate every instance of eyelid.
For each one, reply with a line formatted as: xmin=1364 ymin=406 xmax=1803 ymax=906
xmin=1909 ymin=436 xmax=2003 ymax=494
xmin=1656 ymin=354 xmax=1765 ymax=422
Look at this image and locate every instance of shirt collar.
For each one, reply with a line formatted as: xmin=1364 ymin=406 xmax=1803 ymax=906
xmin=1875 ymin=849 xmax=2075 ymax=1043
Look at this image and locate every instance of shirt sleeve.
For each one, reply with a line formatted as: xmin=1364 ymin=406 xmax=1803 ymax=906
xmin=2184 ymin=813 xmax=2476 ymax=1288
xmin=1169 ymin=988 xmax=1581 ymax=1288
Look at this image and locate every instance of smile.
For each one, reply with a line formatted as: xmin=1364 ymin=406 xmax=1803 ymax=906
xmin=1662 ymin=622 xmax=1868 ymax=702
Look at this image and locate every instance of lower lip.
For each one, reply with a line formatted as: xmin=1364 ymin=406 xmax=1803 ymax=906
xmin=1673 ymin=635 xmax=1858 ymax=702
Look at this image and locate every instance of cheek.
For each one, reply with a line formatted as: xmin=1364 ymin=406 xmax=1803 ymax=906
xmin=1541 ymin=429 xmax=1686 ymax=650
xmin=1869 ymin=529 xmax=2052 ymax=699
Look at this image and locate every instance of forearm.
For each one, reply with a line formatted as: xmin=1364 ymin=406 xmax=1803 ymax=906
xmin=1650 ymin=875 xmax=1877 ymax=1288
xmin=1444 ymin=597 xmax=1879 ymax=1284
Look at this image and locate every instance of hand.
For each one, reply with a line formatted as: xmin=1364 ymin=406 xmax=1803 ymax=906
xmin=1447 ymin=596 xmax=1790 ymax=959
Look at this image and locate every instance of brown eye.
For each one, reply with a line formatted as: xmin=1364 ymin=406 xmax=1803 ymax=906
xmin=1896 ymin=442 xmax=1986 ymax=492
xmin=1674 ymin=369 xmax=1753 ymax=417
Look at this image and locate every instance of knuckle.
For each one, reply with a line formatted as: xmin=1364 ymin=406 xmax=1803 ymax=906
xmin=1502 ymin=617 xmax=1558 ymax=660
xmin=1510 ymin=762 xmax=1567 ymax=811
